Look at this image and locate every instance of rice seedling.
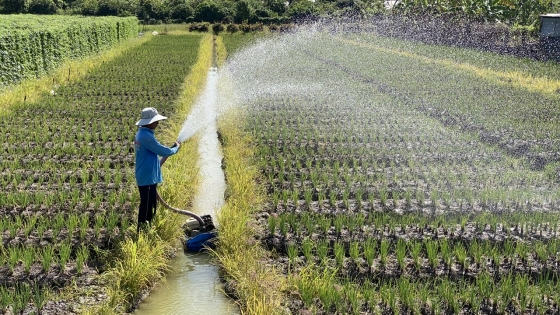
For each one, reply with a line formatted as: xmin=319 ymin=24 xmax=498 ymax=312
xmin=398 ymin=277 xmax=414 ymax=311
xmin=318 ymin=281 xmax=336 ymax=312
xmin=345 ymin=285 xmax=361 ymax=315
xmin=0 ymin=286 xmax=13 ymax=312
xmin=41 ymin=244 xmax=55 ymax=272
xmin=409 ymin=241 xmax=423 ymax=271
xmin=22 ymin=247 xmax=35 ymax=273
xmin=334 ymin=241 xmax=345 ymax=266
xmin=23 ymin=216 xmax=38 ymax=237
xmin=380 ymin=239 xmax=390 ymax=266
xmin=94 ymin=214 xmax=104 ymax=238
xmin=79 ymin=214 xmax=89 ymax=241
xmin=301 ymin=238 xmax=314 ymax=262
xmin=333 ymin=216 xmax=344 ymax=235
xmin=267 ymin=215 xmax=277 ymax=235
xmin=12 ymin=283 xmax=32 ymax=315
xmin=8 ymin=246 xmax=20 ymax=272
xmin=58 ymin=243 xmax=72 ymax=269
xmin=287 ymin=243 xmax=298 ymax=269
xmin=32 ymin=281 xmax=49 ymax=314
xmin=379 ymin=187 xmax=388 ymax=207
xmin=76 ymin=245 xmax=89 ymax=274
xmin=364 ymin=238 xmax=377 ymax=267
xmin=517 ymin=274 xmax=530 ymax=313
xmin=349 ymin=241 xmax=360 ymax=262
xmin=396 ymin=238 xmax=406 ymax=270
xmin=380 ymin=283 xmax=398 ymax=314
xmin=426 ymin=240 xmax=439 ymax=270
xmin=454 ymin=243 xmax=468 ymax=269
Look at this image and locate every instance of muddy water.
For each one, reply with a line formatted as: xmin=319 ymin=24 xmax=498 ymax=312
xmin=134 ymin=69 xmax=238 ymax=315
xmin=133 ymin=250 xmax=239 ymax=315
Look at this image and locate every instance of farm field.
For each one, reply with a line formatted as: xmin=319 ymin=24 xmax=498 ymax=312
xmin=222 ymin=30 xmax=560 ymax=314
xmin=0 ymin=34 xmax=202 ymax=314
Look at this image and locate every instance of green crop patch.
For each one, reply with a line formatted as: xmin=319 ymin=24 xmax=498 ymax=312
xmin=222 ymin=30 xmax=560 ymax=314
xmin=0 ymin=15 xmax=138 ymax=88
xmin=0 ymin=34 xmax=202 ymax=313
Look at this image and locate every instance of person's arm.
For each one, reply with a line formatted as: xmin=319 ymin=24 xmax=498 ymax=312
xmin=144 ymin=134 xmax=179 ymax=157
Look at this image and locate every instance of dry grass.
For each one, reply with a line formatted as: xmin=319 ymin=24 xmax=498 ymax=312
xmin=215 ymin=109 xmax=286 ymax=315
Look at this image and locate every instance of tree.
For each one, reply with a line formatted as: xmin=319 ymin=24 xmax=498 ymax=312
xmin=140 ymin=0 xmax=168 ymax=20
xmin=194 ymin=0 xmax=226 ymax=22
xmin=286 ymin=0 xmax=317 ymax=19
xmin=264 ymin=0 xmax=286 ymax=15
xmin=28 ymin=0 xmax=57 ymax=13
xmin=169 ymin=0 xmax=193 ymax=21
xmin=234 ymin=0 xmax=252 ymax=22
xmin=2 ymin=0 xmax=30 ymax=12
xmin=70 ymin=0 xmax=98 ymax=15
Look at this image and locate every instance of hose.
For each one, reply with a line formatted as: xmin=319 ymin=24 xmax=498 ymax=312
xmin=157 ymin=155 xmax=206 ymax=227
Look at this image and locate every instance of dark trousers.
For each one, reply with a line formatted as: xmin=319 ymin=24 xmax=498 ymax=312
xmin=138 ymin=184 xmax=157 ymax=230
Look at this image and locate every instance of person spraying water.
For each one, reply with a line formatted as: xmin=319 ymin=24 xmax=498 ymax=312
xmin=134 ymin=107 xmax=215 ymax=248
xmin=134 ymin=107 xmax=181 ymax=231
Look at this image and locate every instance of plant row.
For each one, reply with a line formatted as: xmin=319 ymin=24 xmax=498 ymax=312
xmin=0 ymin=34 xmax=202 ymax=314
xmin=232 ymin=31 xmax=560 ymax=314
xmin=0 ymin=15 xmax=138 ymax=87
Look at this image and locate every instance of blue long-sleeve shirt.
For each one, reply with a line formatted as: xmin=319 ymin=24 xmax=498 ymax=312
xmin=134 ymin=127 xmax=179 ymax=186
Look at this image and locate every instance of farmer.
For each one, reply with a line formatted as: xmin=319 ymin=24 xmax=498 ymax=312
xmin=134 ymin=107 xmax=180 ymax=231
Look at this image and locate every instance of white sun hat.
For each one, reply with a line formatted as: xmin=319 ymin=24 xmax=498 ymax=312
xmin=136 ymin=107 xmax=168 ymax=126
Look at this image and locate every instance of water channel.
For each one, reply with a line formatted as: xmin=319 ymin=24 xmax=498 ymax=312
xmin=134 ymin=65 xmax=239 ymax=314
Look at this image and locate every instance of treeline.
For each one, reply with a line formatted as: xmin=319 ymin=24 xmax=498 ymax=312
xmin=0 ymin=0 xmax=558 ymax=29
xmin=393 ymin=0 xmax=560 ymax=30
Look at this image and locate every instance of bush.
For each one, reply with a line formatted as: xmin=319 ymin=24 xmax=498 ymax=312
xmin=250 ymin=22 xmax=263 ymax=32
xmin=189 ymin=22 xmax=210 ymax=32
xmin=239 ymin=23 xmax=251 ymax=33
xmin=212 ymin=23 xmax=224 ymax=34
xmin=226 ymin=23 xmax=239 ymax=33
xmin=279 ymin=23 xmax=295 ymax=32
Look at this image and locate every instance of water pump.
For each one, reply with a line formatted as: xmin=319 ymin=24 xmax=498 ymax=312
xmin=158 ymin=153 xmax=217 ymax=252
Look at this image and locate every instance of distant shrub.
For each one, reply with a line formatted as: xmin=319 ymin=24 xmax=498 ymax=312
xmin=212 ymin=23 xmax=224 ymax=34
xmin=279 ymin=23 xmax=295 ymax=32
xmin=239 ymin=23 xmax=251 ymax=33
xmin=189 ymin=22 xmax=210 ymax=32
xmin=226 ymin=23 xmax=239 ymax=33
xmin=250 ymin=22 xmax=263 ymax=32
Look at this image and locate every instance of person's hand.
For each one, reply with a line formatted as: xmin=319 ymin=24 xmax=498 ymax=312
xmin=173 ymin=141 xmax=181 ymax=149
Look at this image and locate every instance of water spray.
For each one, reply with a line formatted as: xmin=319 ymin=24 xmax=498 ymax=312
xmin=156 ymin=67 xmax=222 ymax=252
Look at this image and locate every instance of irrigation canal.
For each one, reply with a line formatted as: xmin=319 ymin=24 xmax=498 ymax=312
xmin=134 ymin=68 xmax=238 ymax=314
